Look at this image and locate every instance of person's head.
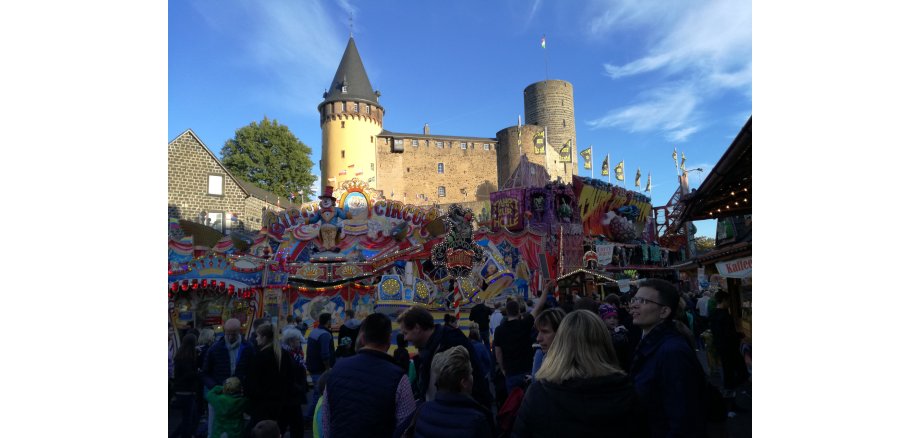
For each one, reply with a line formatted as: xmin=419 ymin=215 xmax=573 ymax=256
xmin=573 ymin=296 xmax=598 ymax=313
xmin=397 ymin=305 xmax=435 ymax=347
xmin=223 ymin=376 xmax=242 ymax=395
xmin=359 ymin=313 xmax=392 ymax=350
xmin=318 ymin=313 xmax=332 ymax=329
xmin=295 ymin=316 xmax=303 ymax=324
xmin=468 ymin=328 xmax=481 ymax=342
xmin=598 ymin=304 xmax=619 ymax=329
xmin=396 ymin=333 xmax=408 ymax=349
xmin=176 ymin=333 xmax=198 ymax=362
xmin=286 ymin=315 xmax=295 ymax=324
xmin=345 ymin=309 xmax=355 ymax=319
xmin=714 ymin=291 xmax=729 ymax=306
xmin=506 ymin=300 xmax=521 ymax=317
xmin=280 ymin=327 xmax=304 ymax=350
xmin=535 ymin=308 xmax=566 ymax=352
xmin=444 ymin=314 xmax=459 ymax=328
xmin=535 ymin=310 xmax=621 ymax=383
xmin=256 ymin=322 xmax=276 ymax=348
xmin=198 ymin=328 xmax=216 ymax=347
xmin=604 ymin=294 xmax=621 ymax=307
xmin=630 ymin=279 xmax=680 ymax=333
xmin=433 ymin=346 xmax=474 ymax=394
xmin=223 ymin=318 xmax=242 ymax=343
xmin=250 ymin=419 xmax=281 ymax=438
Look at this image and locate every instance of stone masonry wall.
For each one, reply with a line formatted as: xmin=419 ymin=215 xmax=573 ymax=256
xmin=168 ymin=131 xmax=250 ymax=233
xmin=524 ymin=80 xmax=577 ymax=175
xmin=375 ymin=135 xmax=499 ymax=205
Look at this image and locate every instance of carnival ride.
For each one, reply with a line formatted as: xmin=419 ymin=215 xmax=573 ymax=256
xmin=169 ymin=173 xmax=687 ymax=336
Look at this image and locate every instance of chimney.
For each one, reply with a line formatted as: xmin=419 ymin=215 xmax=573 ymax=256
xmin=423 ymin=123 xmax=430 ymax=135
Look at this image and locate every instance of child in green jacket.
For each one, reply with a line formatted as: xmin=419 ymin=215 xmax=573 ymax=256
xmin=204 ymin=377 xmax=249 ymax=438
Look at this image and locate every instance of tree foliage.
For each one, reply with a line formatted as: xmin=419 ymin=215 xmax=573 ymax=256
xmin=221 ymin=117 xmax=317 ymax=201
xmin=695 ymin=236 xmax=716 ymax=253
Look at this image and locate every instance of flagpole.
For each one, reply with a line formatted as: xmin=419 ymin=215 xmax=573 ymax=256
xmin=591 ymin=146 xmax=594 ymax=179
xmin=607 ymin=154 xmax=611 ymax=184
xmin=543 ymin=34 xmax=549 ymax=81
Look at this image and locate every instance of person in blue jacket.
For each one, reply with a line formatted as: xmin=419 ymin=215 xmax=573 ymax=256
xmin=628 ymin=279 xmax=708 ymax=438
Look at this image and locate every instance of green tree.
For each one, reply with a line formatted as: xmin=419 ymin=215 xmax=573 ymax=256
xmin=221 ymin=117 xmax=317 ymax=201
xmin=695 ymin=236 xmax=716 ymax=253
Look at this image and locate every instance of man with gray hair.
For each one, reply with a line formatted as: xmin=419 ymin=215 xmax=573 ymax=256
xmin=201 ymin=318 xmax=255 ymax=436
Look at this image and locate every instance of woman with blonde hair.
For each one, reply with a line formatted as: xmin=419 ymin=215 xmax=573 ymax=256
xmin=513 ymin=310 xmax=648 ymax=437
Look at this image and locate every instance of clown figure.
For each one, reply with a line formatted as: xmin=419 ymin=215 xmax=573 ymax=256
xmin=309 ymin=186 xmax=350 ymax=251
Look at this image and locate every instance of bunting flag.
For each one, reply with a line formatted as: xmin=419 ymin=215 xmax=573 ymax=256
xmin=367 ymin=176 xmax=375 ymax=183
xmin=601 ymin=155 xmax=610 ymax=176
xmin=614 ymin=161 xmax=625 ymax=181
xmin=348 ymin=164 xmax=355 ymax=168
xmin=646 ymin=172 xmax=652 ymax=192
xmin=355 ymin=169 xmax=364 ymax=176
xmin=338 ymin=169 xmax=347 ymax=176
xmin=533 ymin=130 xmax=546 ymax=154
xmin=560 ymin=139 xmax=572 ymax=162
xmin=541 ymin=35 xmax=546 ymax=49
xmin=635 ymin=167 xmax=641 ymax=188
xmin=673 ymin=148 xmax=678 ymax=169
xmin=580 ymin=146 xmax=592 ymax=169
xmin=680 ymin=152 xmax=687 ymax=172
xmin=327 ymin=177 xmax=336 ymax=182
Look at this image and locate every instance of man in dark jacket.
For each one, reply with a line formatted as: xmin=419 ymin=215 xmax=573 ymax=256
xmin=322 ymin=313 xmax=416 ymax=438
xmin=200 ymin=318 xmax=254 ymax=437
xmin=469 ymin=297 xmax=492 ymax=349
xmin=710 ymin=291 xmax=747 ymax=393
xmin=306 ymin=313 xmax=335 ymax=380
xmin=337 ymin=309 xmax=362 ymax=356
xmin=629 ymin=279 xmax=707 ymax=438
xmin=398 ymin=305 xmax=493 ymax=408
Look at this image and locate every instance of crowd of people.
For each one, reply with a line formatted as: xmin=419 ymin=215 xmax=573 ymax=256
xmin=168 ymin=279 xmax=750 ymax=438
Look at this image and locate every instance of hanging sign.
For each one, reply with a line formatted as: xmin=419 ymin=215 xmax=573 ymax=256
xmin=716 ymin=256 xmax=752 ymax=279
xmin=596 ymin=244 xmax=614 ymax=266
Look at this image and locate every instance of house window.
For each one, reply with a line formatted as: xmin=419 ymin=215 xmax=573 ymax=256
xmin=365 ymin=105 xmax=370 ymax=114
xmin=370 ymin=136 xmax=374 ymax=143
xmin=483 ymin=143 xmax=491 ymax=151
xmin=437 ymin=163 xmax=444 ymax=174
xmin=207 ymin=212 xmax=224 ymax=233
xmin=353 ymin=103 xmax=359 ymax=112
xmin=460 ymin=142 xmax=468 ymax=150
xmin=208 ymin=175 xmax=223 ymax=196
xmin=407 ymin=167 xmax=411 ymax=173
xmin=395 ymin=139 xmax=404 ymax=148
xmin=436 ymin=141 xmax=444 ymax=148
xmin=370 ymin=163 xmax=375 ymax=171
xmin=341 ymin=150 xmax=345 ymax=158
xmin=438 ymin=186 xmax=446 ymax=197
xmin=412 ymin=139 xmax=419 ymax=147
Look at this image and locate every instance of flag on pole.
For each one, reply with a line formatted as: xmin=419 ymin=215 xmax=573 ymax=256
xmin=635 ymin=167 xmax=641 ymax=188
xmin=533 ymin=130 xmax=546 ymax=154
xmin=614 ymin=161 xmax=625 ymax=181
xmin=601 ymin=155 xmax=610 ymax=176
xmin=580 ymin=146 xmax=592 ymax=169
xmin=560 ymin=139 xmax=572 ymax=162
xmin=680 ymin=152 xmax=687 ymax=172
xmin=673 ymin=148 xmax=678 ymax=169
xmin=646 ymin=172 xmax=652 ymax=192
xmin=541 ymin=35 xmax=546 ymax=49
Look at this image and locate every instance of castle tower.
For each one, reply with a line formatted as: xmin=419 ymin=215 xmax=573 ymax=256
xmin=523 ymin=80 xmax=577 ymax=180
xmin=319 ymin=37 xmax=384 ymax=189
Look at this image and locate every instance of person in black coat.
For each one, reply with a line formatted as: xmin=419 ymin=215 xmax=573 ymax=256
xmin=173 ymin=333 xmax=201 ymax=438
xmin=629 ymin=279 xmax=707 ymax=438
xmin=245 ymin=323 xmax=297 ymax=435
xmin=414 ymin=346 xmax=495 ymax=438
xmin=709 ymin=291 xmax=748 ymax=392
xmin=513 ymin=310 xmax=647 ymax=438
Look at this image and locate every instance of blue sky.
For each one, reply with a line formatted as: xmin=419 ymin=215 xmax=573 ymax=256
xmin=169 ymin=0 xmax=751 ymax=238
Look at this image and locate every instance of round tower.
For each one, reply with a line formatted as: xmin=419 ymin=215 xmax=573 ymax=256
xmin=319 ymin=37 xmax=384 ymax=190
xmin=523 ymin=80 xmax=577 ymax=177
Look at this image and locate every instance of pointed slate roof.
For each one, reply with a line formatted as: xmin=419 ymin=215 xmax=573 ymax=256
xmin=321 ymin=37 xmax=380 ymax=108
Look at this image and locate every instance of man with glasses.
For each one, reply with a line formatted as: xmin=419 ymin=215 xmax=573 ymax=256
xmin=629 ymin=279 xmax=708 ymax=438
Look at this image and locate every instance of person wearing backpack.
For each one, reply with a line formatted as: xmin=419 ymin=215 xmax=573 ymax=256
xmin=512 ymin=310 xmax=647 ymax=437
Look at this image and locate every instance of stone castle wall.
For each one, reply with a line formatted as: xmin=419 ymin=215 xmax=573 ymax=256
xmin=524 ymin=80 xmax=577 ymax=176
xmin=375 ymin=134 xmax=499 ymax=205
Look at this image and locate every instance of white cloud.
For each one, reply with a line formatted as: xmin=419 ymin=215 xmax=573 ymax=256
xmin=191 ymin=1 xmax=346 ymax=114
xmin=526 ymin=0 xmax=543 ymax=26
xmin=588 ymin=0 xmax=751 ymax=141
xmin=586 ymin=84 xmax=700 ymax=141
